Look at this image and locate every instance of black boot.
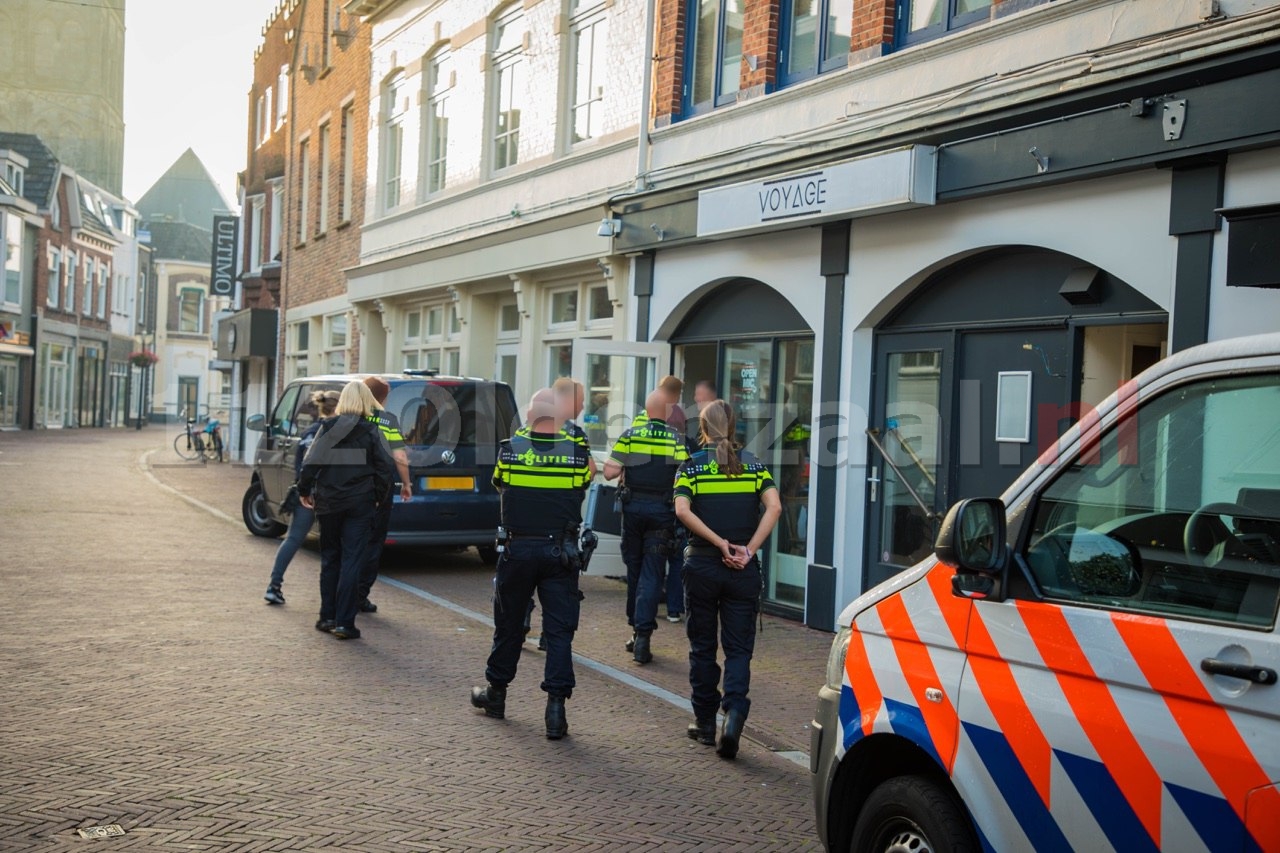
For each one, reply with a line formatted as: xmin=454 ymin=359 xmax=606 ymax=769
xmin=632 ymin=632 xmax=652 ymax=664
xmin=545 ymin=696 xmax=568 ymax=740
xmin=686 ymin=718 xmax=716 ymax=746
xmin=717 ymin=708 xmax=746 ymax=759
xmin=470 ymin=683 xmax=506 ymax=719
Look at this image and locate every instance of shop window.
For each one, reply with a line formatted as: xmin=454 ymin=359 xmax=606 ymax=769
xmin=683 ymin=0 xmax=744 ymax=117
xmin=547 ymin=342 xmax=572 ymax=385
xmin=779 ymin=0 xmax=851 ymax=86
xmin=897 ymin=0 xmax=993 ymax=47
xmin=568 ymin=0 xmax=608 ymax=146
xmin=423 ymin=50 xmax=453 ymax=195
xmin=381 ymin=71 xmax=407 ymax=211
xmin=490 ymin=7 xmax=526 ymax=172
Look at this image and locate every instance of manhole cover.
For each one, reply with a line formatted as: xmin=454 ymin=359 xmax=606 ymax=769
xmin=76 ymin=825 xmax=126 ymax=839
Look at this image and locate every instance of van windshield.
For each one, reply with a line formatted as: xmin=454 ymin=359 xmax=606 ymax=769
xmin=385 ymin=382 xmax=518 ymax=452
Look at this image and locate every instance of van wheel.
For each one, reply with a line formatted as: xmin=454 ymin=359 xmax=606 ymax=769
xmin=850 ymin=776 xmax=975 ymax=853
xmin=243 ymin=481 xmax=287 ymax=538
xmin=477 ymin=545 xmax=500 ymax=566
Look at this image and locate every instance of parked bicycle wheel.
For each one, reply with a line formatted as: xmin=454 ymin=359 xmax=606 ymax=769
xmin=173 ymin=430 xmax=201 ymax=461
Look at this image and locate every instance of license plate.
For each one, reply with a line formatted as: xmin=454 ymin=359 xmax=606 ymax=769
xmin=422 ymin=476 xmax=475 ymax=490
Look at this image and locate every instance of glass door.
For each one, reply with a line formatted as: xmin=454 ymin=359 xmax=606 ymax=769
xmin=766 ymin=339 xmax=814 ymax=608
xmin=572 ymin=339 xmax=670 ymax=575
xmin=494 ymin=343 xmax=517 ymax=389
xmin=0 ymin=358 xmax=18 ymax=427
xmin=866 ymin=332 xmax=953 ymax=589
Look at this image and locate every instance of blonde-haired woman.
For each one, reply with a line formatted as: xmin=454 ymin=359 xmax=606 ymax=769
xmin=298 ymin=380 xmax=395 ymax=639
xmin=264 ymin=389 xmax=340 ymax=605
xmin=673 ymin=399 xmax=781 ymax=759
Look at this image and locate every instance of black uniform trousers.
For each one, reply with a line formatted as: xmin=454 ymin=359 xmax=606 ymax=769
xmin=683 ymin=553 xmax=761 ymax=722
xmin=485 ymin=538 xmax=582 ymax=698
xmin=318 ymin=502 xmax=375 ymax=628
xmin=358 ymin=485 xmax=394 ymax=600
xmin=620 ymin=496 xmax=676 ymax=635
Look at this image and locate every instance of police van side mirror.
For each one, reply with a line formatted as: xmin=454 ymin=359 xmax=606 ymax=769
xmin=246 ymin=414 xmax=267 ymax=432
xmin=935 ymin=498 xmax=1006 ymax=574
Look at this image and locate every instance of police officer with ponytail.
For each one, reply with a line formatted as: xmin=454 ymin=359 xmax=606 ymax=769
xmin=470 ymin=388 xmax=592 ymax=740
xmin=674 ymin=399 xmax=781 ymax=759
xmin=603 ymin=389 xmax=689 ymax=664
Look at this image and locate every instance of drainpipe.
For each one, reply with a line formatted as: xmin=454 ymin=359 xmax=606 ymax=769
xmin=634 ymin=0 xmax=657 ymax=192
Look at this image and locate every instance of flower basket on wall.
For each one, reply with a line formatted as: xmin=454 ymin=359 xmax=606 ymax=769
xmin=128 ymin=350 xmax=159 ymax=368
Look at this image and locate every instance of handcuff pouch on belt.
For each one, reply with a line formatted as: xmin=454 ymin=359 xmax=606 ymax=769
xmin=495 ymin=525 xmax=510 ymax=555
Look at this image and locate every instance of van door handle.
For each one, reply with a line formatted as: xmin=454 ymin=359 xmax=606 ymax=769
xmin=1200 ymin=658 xmax=1278 ymax=685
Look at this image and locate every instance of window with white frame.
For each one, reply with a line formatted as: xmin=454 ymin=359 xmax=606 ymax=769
xmin=47 ymin=248 xmax=60 ymax=309
xmin=286 ymin=320 xmax=310 ymax=379
xmin=318 ymin=121 xmax=331 ymax=234
xmin=297 ymin=137 xmax=310 ymax=243
xmin=423 ymin=50 xmax=453 ymax=195
xmin=401 ymin=299 xmax=461 ymax=374
xmin=269 ymin=183 xmax=283 ymax=261
xmin=381 ymin=72 xmax=407 ymax=210
xmin=250 ymin=196 xmax=265 ymax=270
xmin=339 ymin=104 xmax=354 ymax=222
xmin=177 ymin=287 xmax=204 ymax=333
xmin=277 ymin=65 xmax=289 ymax=127
xmin=490 ymin=8 xmax=526 ymax=172
xmin=324 ymin=313 xmax=348 ymax=373
xmin=50 ymin=194 xmax=60 ymax=229
xmin=543 ymin=280 xmax=614 ymax=384
xmin=1 ymin=212 xmax=19 ymax=308
xmin=498 ymin=298 xmax=520 ymax=338
xmin=82 ymin=257 xmax=93 ymax=316
xmin=568 ymin=0 xmax=609 ymax=145
xmin=112 ymin=272 xmax=128 ymax=314
xmin=96 ymin=261 xmax=108 ymax=318
xmin=264 ymin=87 xmax=273 ymax=142
xmin=255 ymin=93 xmax=267 ymax=147
xmin=3 ymin=162 xmax=23 ymax=197
xmin=64 ymin=252 xmax=77 ymax=312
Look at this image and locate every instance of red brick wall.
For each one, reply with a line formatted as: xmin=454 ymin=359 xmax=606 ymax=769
xmin=653 ymin=0 xmax=686 ymax=125
xmin=741 ymin=2 xmax=779 ymax=94
xmin=280 ymin=0 xmax=371 ymax=375
xmin=851 ymin=0 xmax=894 ymax=55
xmin=36 ymin=175 xmax=113 ymax=332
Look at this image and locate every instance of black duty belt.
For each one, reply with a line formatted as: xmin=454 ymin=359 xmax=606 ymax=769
xmin=508 ymin=530 xmax=577 ymax=540
xmin=625 ymin=487 xmax=673 ymax=499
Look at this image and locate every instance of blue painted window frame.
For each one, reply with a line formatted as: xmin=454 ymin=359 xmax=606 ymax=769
xmin=895 ymin=0 xmax=992 ymax=48
xmin=778 ymin=0 xmax=850 ymax=88
xmin=681 ymin=0 xmax=739 ymax=118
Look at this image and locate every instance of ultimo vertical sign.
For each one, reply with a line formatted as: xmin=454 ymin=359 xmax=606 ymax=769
xmin=210 ymin=215 xmax=240 ymax=296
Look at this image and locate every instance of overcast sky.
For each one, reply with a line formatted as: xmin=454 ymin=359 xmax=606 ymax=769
xmin=122 ymin=0 xmax=275 ymax=206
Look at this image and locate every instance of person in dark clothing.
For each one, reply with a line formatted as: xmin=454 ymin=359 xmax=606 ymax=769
xmin=298 ymin=381 xmax=395 ymax=640
xmin=470 ymin=387 xmax=592 ymax=739
xmin=603 ymin=390 xmax=689 ymax=664
xmin=264 ymin=389 xmax=340 ymax=605
xmin=357 ymin=375 xmax=413 ymax=614
xmin=674 ymin=399 xmax=781 ymax=759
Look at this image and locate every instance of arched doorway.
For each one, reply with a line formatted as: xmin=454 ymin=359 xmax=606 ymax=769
xmin=671 ymin=278 xmax=815 ymax=617
xmin=866 ymin=247 xmax=1167 ymax=588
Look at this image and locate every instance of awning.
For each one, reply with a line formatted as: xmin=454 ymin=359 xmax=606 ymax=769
xmin=0 ymin=342 xmax=34 ymax=357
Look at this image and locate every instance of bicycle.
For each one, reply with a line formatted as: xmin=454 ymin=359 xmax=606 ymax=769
xmin=173 ymin=410 xmax=224 ymax=462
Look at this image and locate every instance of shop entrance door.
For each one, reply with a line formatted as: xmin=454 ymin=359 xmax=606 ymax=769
xmin=572 ymin=340 xmax=669 ymax=576
xmin=865 ymin=332 xmax=953 ymax=589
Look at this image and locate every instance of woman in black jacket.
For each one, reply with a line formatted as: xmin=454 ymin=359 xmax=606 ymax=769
xmin=298 ymin=380 xmax=395 ymax=640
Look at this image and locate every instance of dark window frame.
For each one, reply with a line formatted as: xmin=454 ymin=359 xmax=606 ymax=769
xmin=895 ymin=0 xmax=992 ymax=49
xmin=778 ymin=0 xmax=850 ymax=88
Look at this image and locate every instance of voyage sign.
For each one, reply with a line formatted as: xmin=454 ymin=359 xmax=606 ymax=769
xmin=696 ymin=146 xmax=937 ymax=238
xmin=210 ymin=214 xmax=240 ymax=297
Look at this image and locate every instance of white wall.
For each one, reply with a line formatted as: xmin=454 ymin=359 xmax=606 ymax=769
xmin=1209 ymin=147 xmax=1280 ymax=340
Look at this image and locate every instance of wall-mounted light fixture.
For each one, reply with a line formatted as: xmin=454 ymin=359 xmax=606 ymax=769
xmin=596 ymin=217 xmax=621 ymax=237
xmin=650 ymin=223 xmax=666 ymax=240
xmin=1028 ymin=146 xmax=1050 ymax=174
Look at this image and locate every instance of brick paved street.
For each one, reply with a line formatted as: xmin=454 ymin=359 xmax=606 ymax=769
xmin=0 ymin=429 xmax=831 ymax=851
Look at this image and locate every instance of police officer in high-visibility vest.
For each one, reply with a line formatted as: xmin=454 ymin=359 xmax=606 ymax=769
xmin=603 ymin=389 xmax=690 ymax=664
xmin=359 ymin=376 xmax=413 ymax=613
xmin=674 ymin=399 xmax=781 ymax=759
xmin=471 ymin=387 xmax=592 ymax=739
